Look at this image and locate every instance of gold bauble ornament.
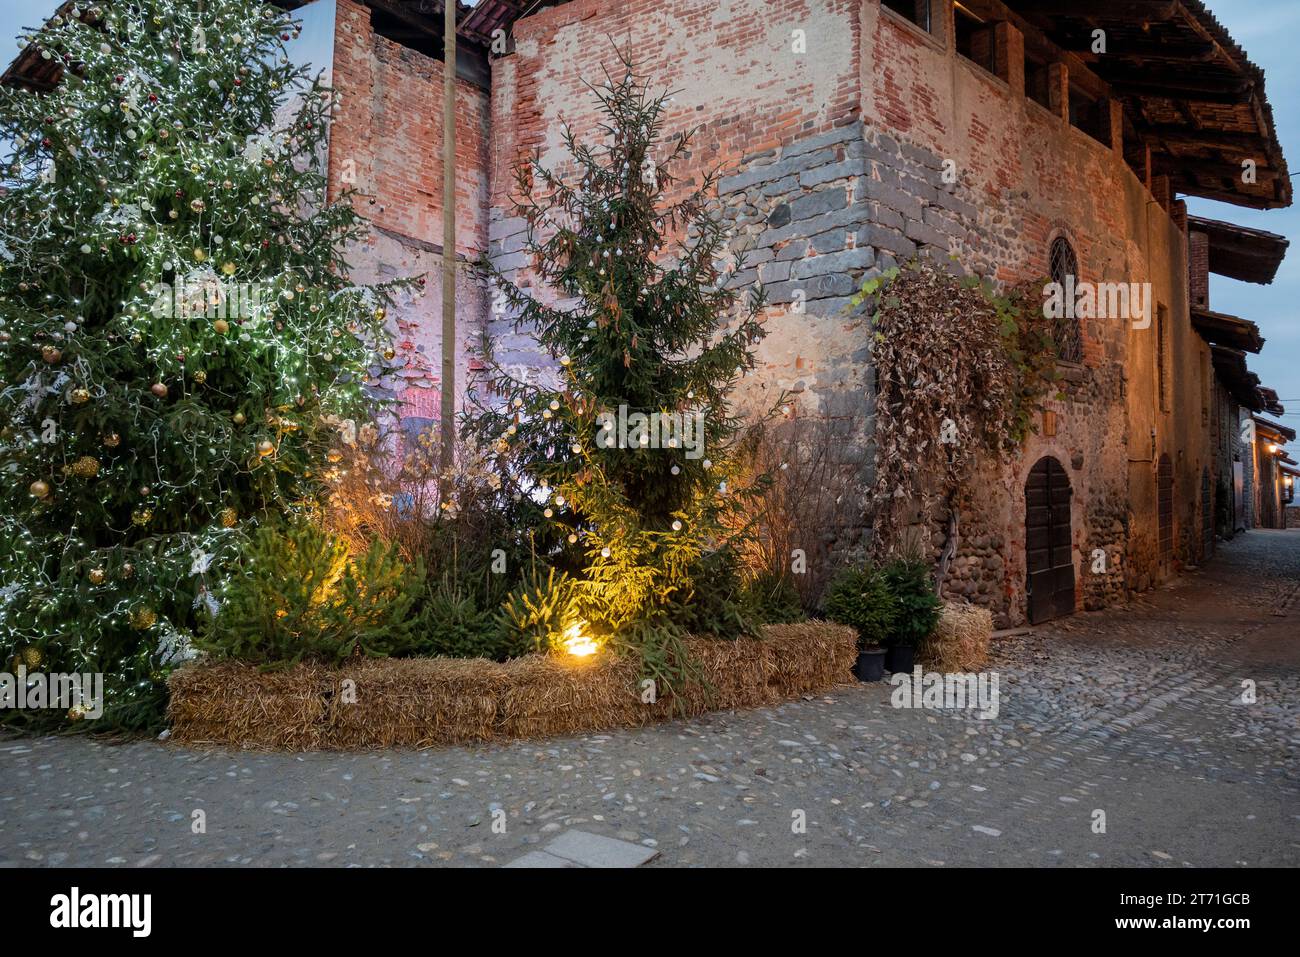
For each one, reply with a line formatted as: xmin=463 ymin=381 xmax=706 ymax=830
xmin=103 ymin=433 xmax=121 ymax=448
xmin=214 ymin=319 xmax=230 ymax=335
xmin=119 ymin=562 xmax=136 ymax=580
xmin=256 ymin=439 xmax=275 ymax=457
xmin=130 ymin=607 xmax=157 ymax=631
xmin=88 ymin=568 xmax=107 ymax=584
xmin=71 ymin=455 xmax=100 ymax=478
xmin=131 ymin=507 xmax=153 ymax=526
xmin=29 ymin=479 xmax=51 ymax=499
xmin=232 ymin=411 xmax=246 ymax=425
xmin=20 ymin=646 xmax=42 ymax=668
xmin=382 ymin=348 xmax=396 ymax=360
xmin=67 ymin=706 xmax=85 ymax=722
xmin=70 ymin=387 xmax=91 ymax=405
xmin=218 ymin=507 xmax=238 ymax=528
xmin=193 ymin=370 xmax=207 ymax=385
xmin=41 ymin=345 xmax=62 ymax=364
xmin=221 ymin=262 xmax=236 ymax=276
xmin=150 ymin=382 xmax=168 ymax=398
xmin=374 ymin=307 xmax=386 ymax=320
xmin=193 ymin=248 xmax=207 ymax=262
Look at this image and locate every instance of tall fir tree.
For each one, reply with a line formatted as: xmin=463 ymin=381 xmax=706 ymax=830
xmin=471 ymin=55 xmax=781 ymax=691
xmin=0 ymin=0 xmax=400 ymax=728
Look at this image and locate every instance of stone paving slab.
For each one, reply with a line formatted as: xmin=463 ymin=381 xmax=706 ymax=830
xmin=540 ymin=830 xmax=660 ymax=868
xmin=503 ymin=850 xmax=576 ymax=868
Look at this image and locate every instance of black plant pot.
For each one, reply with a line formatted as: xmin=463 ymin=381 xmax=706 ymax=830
xmin=854 ymin=648 xmax=886 ymax=682
xmin=884 ymin=644 xmax=915 ymax=674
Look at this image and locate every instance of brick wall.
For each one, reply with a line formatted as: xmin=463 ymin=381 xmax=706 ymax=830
xmin=330 ymin=0 xmax=489 ymax=254
xmin=328 ymin=0 xmax=491 ymax=432
xmin=493 ymin=0 xmax=860 ymax=207
xmin=487 ymin=0 xmax=864 ymax=398
xmin=1188 ymin=229 xmax=1209 ymax=310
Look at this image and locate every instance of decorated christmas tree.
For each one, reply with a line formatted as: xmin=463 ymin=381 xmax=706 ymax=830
xmin=0 ymin=0 xmax=399 ymax=728
xmin=471 ymin=54 xmax=781 ymax=692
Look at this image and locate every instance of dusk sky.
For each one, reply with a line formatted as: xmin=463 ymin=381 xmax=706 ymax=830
xmin=1 ymin=0 xmax=1295 ymax=423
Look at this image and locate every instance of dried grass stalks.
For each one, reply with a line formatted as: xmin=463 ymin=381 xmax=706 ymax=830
xmin=167 ymin=623 xmax=857 ymax=750
xmin=917 ymin=601 xmax=993 ymax=673
xmin=323 ymin=419 xmax=505 ymax=568
xmin=739 ymin=413 xmax=871 ymax=608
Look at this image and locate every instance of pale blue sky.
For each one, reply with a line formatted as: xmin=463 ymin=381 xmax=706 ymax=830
xmin=1 ymin=0 xmax=1295 ymax=417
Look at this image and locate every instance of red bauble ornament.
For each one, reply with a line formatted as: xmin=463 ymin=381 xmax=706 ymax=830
xmin=150 ymin=382 xmax=168 ymax=398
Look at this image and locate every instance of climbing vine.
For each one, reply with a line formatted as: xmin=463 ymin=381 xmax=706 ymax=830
xmin=850 ymin=262 xmax=1060 ymax=588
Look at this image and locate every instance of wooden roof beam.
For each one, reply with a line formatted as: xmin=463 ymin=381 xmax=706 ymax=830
xmin=1019 ymin=0 xmax=1179 ymax=17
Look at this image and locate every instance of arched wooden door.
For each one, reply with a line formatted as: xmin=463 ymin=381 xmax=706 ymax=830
xmin=1158 ymin=454 xmax=1174 ymax=566
xmin=1026 ymin=456 xmax=1075 ymax=624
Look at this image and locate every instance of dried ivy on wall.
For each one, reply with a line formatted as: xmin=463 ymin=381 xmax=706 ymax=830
xmin=849 ymin=262 xmax=1060 ymax=589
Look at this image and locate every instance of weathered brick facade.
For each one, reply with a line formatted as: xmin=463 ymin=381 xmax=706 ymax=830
xmin=329 ymin=0 xmax=490 ymax=431
xmin=324 ymin=0 xmax=1285 ymax=627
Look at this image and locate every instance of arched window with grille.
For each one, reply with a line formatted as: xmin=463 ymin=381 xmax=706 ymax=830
xmin=1049 ymin=236 xmax=1083 ymax=363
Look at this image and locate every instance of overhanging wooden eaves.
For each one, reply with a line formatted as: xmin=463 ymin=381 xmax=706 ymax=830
xmin=1005 ymin=0 xmax=1291 ymax=210
xmin=1188 ymin=215 xmax=1289 ymax=284
xmin=1253 ymin=415 xmax=1296 ymax=443
xmin=1210 ymin=345 xmax=1264 ymax=411
xmin=1191 ymin=307 xmax=1264 ymax=353
xmin=1257 ymin=387 xmax=1286 ymax=418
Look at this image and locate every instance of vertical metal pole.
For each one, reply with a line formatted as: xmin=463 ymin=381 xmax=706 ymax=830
xmin=440 ymin=0 xmax=457 ymax=474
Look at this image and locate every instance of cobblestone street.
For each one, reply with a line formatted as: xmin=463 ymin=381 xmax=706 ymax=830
xmin=3 ymin=530 xmax=1297 ymax=868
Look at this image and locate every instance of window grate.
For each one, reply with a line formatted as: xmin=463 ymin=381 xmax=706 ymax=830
xmin=1049 ymin=237 xmax=1083 ymax=363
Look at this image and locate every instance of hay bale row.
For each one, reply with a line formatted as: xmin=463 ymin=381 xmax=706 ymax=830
xmin=918 ymin=601 xmax=994 ymax=673
xmin=166 ymin=622 xmax=857 ymax=751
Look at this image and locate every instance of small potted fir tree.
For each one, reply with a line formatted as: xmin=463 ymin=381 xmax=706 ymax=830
xmin=824 ymin=564 xmax=897 ymax=681
xmin=880 ymin=558 xmax=942 ymax=674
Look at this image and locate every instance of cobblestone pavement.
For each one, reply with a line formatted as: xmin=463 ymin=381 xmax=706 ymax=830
xmin=2 ymin=531 xmax=1297 ymax=868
